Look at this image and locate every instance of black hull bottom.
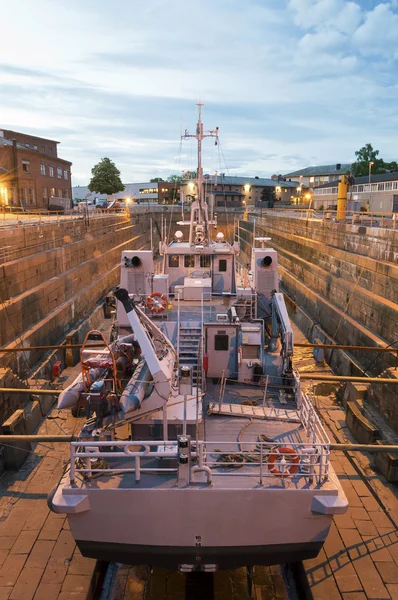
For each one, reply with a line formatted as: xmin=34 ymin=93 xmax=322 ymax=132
xmin=77 ymin=540 xmax=323 ymax=570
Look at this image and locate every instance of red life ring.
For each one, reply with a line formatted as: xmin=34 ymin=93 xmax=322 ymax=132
xmin=268 ymin=447 xmax=299 ymax=478
xmin=146 ymin=292 xmax=168 ymax=313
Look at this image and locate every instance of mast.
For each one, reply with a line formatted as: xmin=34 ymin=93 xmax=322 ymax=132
xmin=182 ymin=103 xmax=218 ymax=245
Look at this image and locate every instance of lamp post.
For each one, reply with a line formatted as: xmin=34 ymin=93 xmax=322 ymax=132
xmin=368 ymin=161 xmax=374 ymax=211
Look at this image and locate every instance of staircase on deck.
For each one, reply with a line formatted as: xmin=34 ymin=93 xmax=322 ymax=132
xmin=178 ymin=322 xmax=202 ymax=388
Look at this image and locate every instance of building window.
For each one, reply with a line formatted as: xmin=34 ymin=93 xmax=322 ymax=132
xmin=25 ymin=143 xmax=30 ymax=148
xmin=385 ymin=182 xmax=392 ymax=191
xmin=200 ymin=255 xmax=211 ymax=268
xmin=28 ymin=188 xmax=35 ymax=204
xmin=358 ymin=185 xmax=364 ymax=192
xmin=40 ymin=163 xmax=46 ymax=176
xmin=57 ymin=168 xmax=62 ymax=179
xmin=393 ymin=182 xmax=398 ymax=190
xmin=215 ymin=334 xmax=229 ymax=351
xmin=22 ymin=160 xmax=30 ymax=173
xmin=50 ymin=187 xmax=55 ymax=197
xmin=63 ymin=170 xmax=68 ymax=180
xmin=43 ymin=187 xmax=48 ymax=199
xmin=168 ymin=255 xmax=179 ymax=268
xmin=184 ymin=255 xmax=195 ymax=268
xmin=377 ymin=183 xmax=385 ymax=191
xmin=324 ymin=176 xmax=329 ymax=182
xmin=219 ymin=259 xmax=227 ymax=272
xmin=371 ymin=184 xmax=377 ymax=192
xmin=33 ymin=144 xmax=38 ymax=150
xmin=57 ymin=189 xmax=62 ymax=197
xmin=49 ymin=166 xmax=54 ymax=177
xmin=309 ymin=176 xmax=314 ymax=183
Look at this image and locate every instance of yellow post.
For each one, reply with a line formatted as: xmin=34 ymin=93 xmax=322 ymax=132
xmin=337 ymin=175 xmax=348 ymax=221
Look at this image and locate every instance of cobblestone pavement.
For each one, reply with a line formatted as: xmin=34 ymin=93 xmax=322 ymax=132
xmin=0 ymin=364 xmax=97 ymax=600
xmin=292 ymin=324 xmax=398 ymax=600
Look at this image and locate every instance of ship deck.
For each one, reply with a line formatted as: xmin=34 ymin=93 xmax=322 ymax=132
xmin=68 ymin=381 xmax=335 ymax=493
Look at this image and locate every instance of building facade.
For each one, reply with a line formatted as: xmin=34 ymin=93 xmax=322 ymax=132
xmin=72 ymin=182 xmax=180 ymax=205
xmin=313 ymin=173 xmax=398 ymax=212
xmin=180 ymin=175 xmax=297 ymax=208
xmin=0 ymin=130 xmax=72 ymax=210
xmin=282 ymin=164 xmax=351 ymax=189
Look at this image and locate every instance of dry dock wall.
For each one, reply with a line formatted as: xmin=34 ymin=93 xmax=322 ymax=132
xmin=239 ymin=213 xmax=398 ymax=429
xmin=0 ymin=214 xmax=154 ymax=374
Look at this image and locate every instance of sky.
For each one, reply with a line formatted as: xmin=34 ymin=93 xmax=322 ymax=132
xmin=1 ymin=0 xmax=398 ymax=185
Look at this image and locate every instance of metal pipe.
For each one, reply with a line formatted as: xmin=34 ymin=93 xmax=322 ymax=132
xmin=330 ymin=444 xmax=398 ymax=452
xmin=0 ymin=388 xmax=61 ymax=395
xmin=0 ymin=435 xmax=76 ymax=442
xmin=295 ymin=342 xmax=395 ymax=353
xmin=299 ymin=374 xmax=397 ymax=384
xmin=0 ymin=344 xmax=107 ymax=352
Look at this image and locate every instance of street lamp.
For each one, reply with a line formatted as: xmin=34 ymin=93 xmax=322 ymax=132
xmin=368 ymin=161 xmax=374 ymax=211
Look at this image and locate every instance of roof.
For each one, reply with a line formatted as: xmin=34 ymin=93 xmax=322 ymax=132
xmin=184 ymin=175 xmax=297 ymax=188
xmin=0 ymin=137 xmax=71 ymax=164
xmin=283 ymin=164 xmax=352 ymax=177
xmin=0 ymin=129 xmax=60 ymax=144
xmin=316 ymin=172 xmax=398 ymax=189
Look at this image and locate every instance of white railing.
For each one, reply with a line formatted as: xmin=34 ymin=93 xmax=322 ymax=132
xmin=69 ymin=389 xmax=330 ymax=486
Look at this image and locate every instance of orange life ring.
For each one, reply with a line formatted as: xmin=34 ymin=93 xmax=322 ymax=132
xmin=146 ymin=292 xmax=168 ymax=314
xmin=268 ymin=447 xmax=299 ymax=478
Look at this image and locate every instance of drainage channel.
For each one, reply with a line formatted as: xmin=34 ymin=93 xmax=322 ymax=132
xmin=93 ymin=561 xmax=313 ymax=600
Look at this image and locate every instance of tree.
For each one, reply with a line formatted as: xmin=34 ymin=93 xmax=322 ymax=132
xmin=351 ymin=144 xmax=386 ymax=177
xmin=167 ymin=174 xmax=182 ymax=183
xmin=150 ymin=177 xmax=164 ymax=182
xmin=88 ymin=158 xmax=125 ymax=195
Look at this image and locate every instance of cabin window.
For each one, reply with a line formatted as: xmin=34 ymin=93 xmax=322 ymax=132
xmin=184 ymin=255 xmax=195 ymax=268
xmin=242 ymin=346 xmax=259 ymax=359
xmin=219 ymin=259 xmax=227 ymax=272
xmin=215 ymin=334 xmax=229 ymax=351
xmin=168 ymin=255 xmax=180 ymax=268
xmin=200 ymin=255 xmax=211 ymax=268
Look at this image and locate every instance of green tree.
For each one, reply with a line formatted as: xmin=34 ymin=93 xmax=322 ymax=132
xmin=150 ymin=177 xmax=164 ymax=182
xmin=351 ymin=144 xmax=386 ymax=176
xmin=385 ymin=161 xmax=398 ymax=172
xmin=88 ymin=158 xmax=125 ymax=195
xmin=167 ymin=174 xmax=182 ymax=183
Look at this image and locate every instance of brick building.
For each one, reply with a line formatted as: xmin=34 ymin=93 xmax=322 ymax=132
xmin=0 ymin=129 xmax=72 ymax=210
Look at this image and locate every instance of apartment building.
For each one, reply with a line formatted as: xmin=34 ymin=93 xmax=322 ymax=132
xmin=283 ymin=164 xmax=351 ymax=189
xmin=313 ymin=173 xmax=398 ymax=212
xmin=0 ymin=130 xmax=72 ymax=209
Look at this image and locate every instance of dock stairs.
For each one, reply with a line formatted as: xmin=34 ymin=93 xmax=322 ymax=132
xmin=178 ymin=322 xmax=202 ymax=388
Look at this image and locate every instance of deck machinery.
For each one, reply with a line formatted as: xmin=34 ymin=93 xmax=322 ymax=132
xmin=50 ymin=105 xmax=347 ymax=572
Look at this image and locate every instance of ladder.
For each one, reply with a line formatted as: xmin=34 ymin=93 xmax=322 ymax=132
xmin=178 ymin=323 xmax=202 ymax=388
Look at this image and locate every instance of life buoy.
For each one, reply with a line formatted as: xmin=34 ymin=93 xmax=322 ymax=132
xmin=268 ymin=447 xmax=299 ymax=478
xmin=146 ymin=292 xmax=168 ymax=314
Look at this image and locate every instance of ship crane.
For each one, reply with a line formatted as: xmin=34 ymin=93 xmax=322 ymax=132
xmin=268 ymin=291 xmax=294 ymax=374
xmin=112 ymin=288 xmax=176 ymax=424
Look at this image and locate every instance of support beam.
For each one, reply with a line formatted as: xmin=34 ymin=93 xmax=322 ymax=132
xmin=0 ymin=388 xmax=61 ymax=395
xmin=330 ymin=444 xmax=398 ymax=452
xmin=299 ymin=374 xmax=397 ymax=384
xmin=0 ymin=435 xmax=76 ymax=442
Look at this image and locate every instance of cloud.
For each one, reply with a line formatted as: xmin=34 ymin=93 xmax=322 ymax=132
xmin=353 ymin=3 xmax=398 ymax=58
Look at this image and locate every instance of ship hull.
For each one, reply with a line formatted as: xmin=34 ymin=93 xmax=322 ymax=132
xmin=76 ymin=539 xmax=323 ymax=570
xmin=52 ymin=483 xmax=343 ymax=570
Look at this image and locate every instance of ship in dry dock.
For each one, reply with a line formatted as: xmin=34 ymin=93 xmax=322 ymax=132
xmin=49 ymin=104 xmax=348 ymax=572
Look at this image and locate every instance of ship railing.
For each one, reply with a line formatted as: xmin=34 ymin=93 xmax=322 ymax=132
xmin=200 ymin=437 xmax=330 ymax=484
xmin=68 ymin=436 xmax=330 ymax=486
xmin=69 ymin=440 xmax=179 ymax=485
